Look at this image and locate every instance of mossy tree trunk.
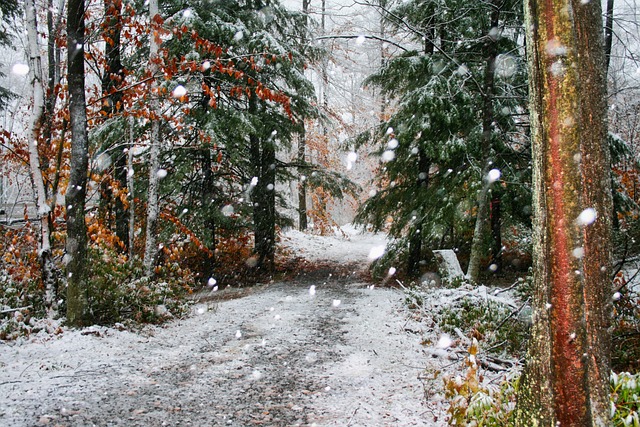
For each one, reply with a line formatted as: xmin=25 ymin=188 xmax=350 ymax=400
xmin=66 ymin=0 xmax=90 ymax=326
xmin=515 ymin=0 xmax=612 ymax=425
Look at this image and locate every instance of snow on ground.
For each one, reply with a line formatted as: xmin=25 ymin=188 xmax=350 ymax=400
xmin=281 ymin=224 xmax=388 ymax=265
xmin=0 ymin=226 xmax=456 ymax=426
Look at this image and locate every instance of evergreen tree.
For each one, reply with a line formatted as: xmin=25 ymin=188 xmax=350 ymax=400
xmin=138 ymin=0 xmax=321 ymax=274
xmin=0 ymin=0 xmax=19 ymax=110
xmin=355 ymin=0 xmax=528 ymax=279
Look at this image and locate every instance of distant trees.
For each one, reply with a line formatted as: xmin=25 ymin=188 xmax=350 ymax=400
xmin=515 ymin=0 xmax=612 ymax=424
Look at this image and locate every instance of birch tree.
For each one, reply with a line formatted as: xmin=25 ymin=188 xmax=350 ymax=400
xmin=143 ymin=0 xmax=161 ymax=277
xmin=25 ymin=0 xmax=57 ymax=317
xmin=515 ymin=0 xmax=612 ymax=424
xmin=66 ymin=0 xmax=90 ymax=326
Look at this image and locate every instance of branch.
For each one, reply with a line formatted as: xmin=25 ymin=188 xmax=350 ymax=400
xmin=1 ymin=306 xmax=32 ymax=315
xmin=353 ymin=0 xmax=486 ymax=96
xmin=315 ymin=34 xmax=408 ymax=52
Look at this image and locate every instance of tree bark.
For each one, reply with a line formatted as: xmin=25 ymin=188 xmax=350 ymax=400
xmin=604 ymin=0 xmax=614 ymax=78
xmin=66 ymin=0 xmax=90 ymax=326
xmin=249 ymin=96 xmax=276 ymax=272
xmin=297 ymin=0 xmax=309 ymax=231
xmin=466 ymin=0 xmax=500 ymax=283
xmin=297 ymin=126 xmax=308 ymax=231
xmin=143 ymin=0 xmax=161 ymax=277
xmin=515 ymin=0 xmax=612 ymax=425
xmin=127 ymin=117 xmax=135 ymax=264
xmin=407 ymin=151 xmax=430 ymax=276
xmin=25 ymin=0 xmax=57 ymax=318
xmin=490 ymin=190 xmax=502 ymax=272
xmin=202 ymin=148 xmax=216 ymax=282
xmin=102 ymin=0 xmax=128 ymax=252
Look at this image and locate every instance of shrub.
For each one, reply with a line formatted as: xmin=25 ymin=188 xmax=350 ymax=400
xmin=432 ymin=290 xmax=530 ymax=357
xmin=85 ymin=245 xmax=192 ymax=325
xmin=443 ymin=340 xmax=518 ymax=426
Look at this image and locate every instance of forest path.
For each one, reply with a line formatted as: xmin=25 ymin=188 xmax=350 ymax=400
xmin=0 ymin=228 xmax=441 ymax=426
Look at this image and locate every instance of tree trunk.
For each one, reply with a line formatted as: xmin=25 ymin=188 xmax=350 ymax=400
xmin=490 ymin=191 xmax=502 ymax=272
xmin=254 ymin=138 xmax=276 ymax=272
xmin=25 ymin=0 xmax=57 ymax=318
xmin=143 ymin=0 xmax=161 ymax=277
xmin=466 ymin=0 xmax=500 ymax=283
xmin=249 ymin=97 xmax=276 ymax=272
xmin=604 ymin=0 xmax=614 ymax=78
xmin=102 ymin=0 xmax=128 ymax=251
xmin=297 ymin=126 xmax=308 ymax=231
xmin=66 ymin=0 xmax=90 ymax=326
xmin=128 ymin=117 xmax=135 ymax=264
xmin=202 ymin=148 xmax=216 ymax=282
xmin=298 ymin=0 xmax=309 ymax=231
xmin=407 ymin=151 xmax=430 ymax=276
xmin=515 ymin=0 xmax=612 ymax=425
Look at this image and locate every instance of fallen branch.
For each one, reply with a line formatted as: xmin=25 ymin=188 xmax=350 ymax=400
xmin=1 ymin=306 xmax=32 ymax=315
xmin=495 ymin=297 xmax=530 ymax=331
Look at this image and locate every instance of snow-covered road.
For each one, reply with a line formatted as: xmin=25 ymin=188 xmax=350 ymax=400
xmin=0 ymin=227 xmax=447 ymax=426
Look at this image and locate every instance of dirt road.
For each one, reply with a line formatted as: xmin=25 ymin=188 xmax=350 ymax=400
xmin=0 ymin=268 xmax=443 ymax=426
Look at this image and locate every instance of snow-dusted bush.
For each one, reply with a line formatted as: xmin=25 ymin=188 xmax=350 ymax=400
xmin=413 ymin=283 xmax=530 ymax=357
xmin=85 ymin=246 xmax=192 ymax=325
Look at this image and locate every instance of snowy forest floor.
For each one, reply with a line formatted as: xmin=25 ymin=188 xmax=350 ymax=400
xmin=0 ymin=227 xmax=456 ymax=427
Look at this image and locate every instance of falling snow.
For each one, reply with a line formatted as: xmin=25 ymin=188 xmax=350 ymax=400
xmin=576 ymin=207 xmax=597 ymax=226
xmin=172 ymin=85 xmax=187 ymax=98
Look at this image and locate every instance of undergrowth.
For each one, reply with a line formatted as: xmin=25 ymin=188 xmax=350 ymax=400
xmin=444 ymin=343 xmax=640 ymax=426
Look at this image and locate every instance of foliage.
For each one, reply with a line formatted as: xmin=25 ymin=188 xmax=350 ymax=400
xmin=612 ymin=272 xmax=640 ymax=373
xmin=354 ymin=0 xmax=530 ymax=276
xmin=443 ymin=341 xmax=518 ymax=426
xmin=0 ymin=0 xmax=19 ymax=109
xmin=445 ymin=347 xmax=640 ymax=426
xmin=611 ymin=372 xmax=640 ymax=427
xmin=85 ymin=244 xmax=192 ymax=325
xmin=434 ymin=291 xmax=529 ymax=357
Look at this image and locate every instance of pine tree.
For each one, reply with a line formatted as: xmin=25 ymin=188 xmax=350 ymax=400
xmin=156 ymin=0 xmax=321 ymax=273
xmin=0 ymin=0 xmax=19 ymax=110
xmin=515 ymin=0 xmax=612 ymax=424
xmin=356 ymin=0 xmax=528 ymax=278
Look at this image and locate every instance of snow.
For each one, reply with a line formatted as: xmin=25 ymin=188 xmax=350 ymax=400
xmin=0 ymin=225 xmax=473 ymax=426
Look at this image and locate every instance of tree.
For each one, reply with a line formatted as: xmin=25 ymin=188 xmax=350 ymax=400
xmin=66 ymin=0 xmax=91 ymax=326
xmin=515 ymin=0 xmax=612 ymax=424
xmin=25 ymin=0 xmax=57 ymax=317
xmin=0 ymin=0 xmax=19 ymax=110
xmin=142 ymin=0 xmax=162 ymax=277
xmin=355 ymin=0 xmax=528 ymax=278
xmin=99 ymin=0 xmax=129 ymax=252
xmin=297 ymin=0 xmax=310 ymax=231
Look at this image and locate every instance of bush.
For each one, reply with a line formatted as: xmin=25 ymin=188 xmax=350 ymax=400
xmin=429 ymin=287 xmax=530 ymax=357
xmin=85 ymin=245 xmax=192 ymax=325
